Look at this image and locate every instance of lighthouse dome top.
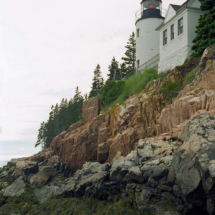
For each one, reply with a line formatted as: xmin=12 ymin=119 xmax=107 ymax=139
xmin=136 ymin=0 xmax=166 ymax=23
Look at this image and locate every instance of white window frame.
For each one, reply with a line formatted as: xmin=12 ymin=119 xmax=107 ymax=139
xmin=163 ymin=29 xmax=167 ymax=46
xmin=178 ymin=17 xmax=183 ymax=35
xmin=171 ymin=24 xmax=174 ymax=40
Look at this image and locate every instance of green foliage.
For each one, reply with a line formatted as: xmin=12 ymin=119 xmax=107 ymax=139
xmin=192 ymin=0 xmax=215 ymax=56
xmin=185 ymin=71 xmax=196 ymax=85
xmin=107 ymin=57 xmax=119 ymax=80
xmin=157 ymin=71 xmax=165 ymax=79
xmin=35 ymin=87 xmax=84 ymax=149
xmin=100 ymin=69 xmax=158 ymax=106
xmin=199 ymin=0 xmax=215 ymax=11
xmin=89 ymin=64 xmax=104 ymax=98
xmin=114 ymin=69 xmax=158 ymax=105
xmin=120 ymin=62 xmax=127 ymax=78
xmin=121 ymin=32 xmax=136 ymax=76
xmin=100 ymin=80 xmax=125 ymax=106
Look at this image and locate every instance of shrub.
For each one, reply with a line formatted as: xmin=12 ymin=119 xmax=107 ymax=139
xmin=100 ymin=80 xmax=125 ymax=106
xmin=100 ymin=69 xmax=158 ymax=106
xmin=116 ymin=69 xmax=158 ymax=104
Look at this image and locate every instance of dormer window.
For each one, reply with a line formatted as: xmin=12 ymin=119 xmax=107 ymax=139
xmin=163 ymin=29 xmax=167 ymax=46
xmin=178 ymin=17 xmax=183 ymax=35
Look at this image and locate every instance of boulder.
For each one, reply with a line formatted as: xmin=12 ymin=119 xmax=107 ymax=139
xmin=34 ymin=185 xmax=60 ymax=204
xmin=30 ymin=166 xmax=56 ymax=184
xmin=3 ymin=176 xmax=26 ymax=197
xmin=110 ymin=157 xmax=135 ymax=181
xmin=0 ymin=171 xmax=8 ymax=179
xmin=34 ymin=162 xmax=111 ymax=203
xmin=23 ymin=161 xmax=39 ymax=175
xmin=15 ymin=160 xmax=29 ymax=175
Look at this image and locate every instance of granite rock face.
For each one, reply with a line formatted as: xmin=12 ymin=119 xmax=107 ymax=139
xmin=158 ymin=63 xmax=215 ymax=136
xmin=82 ymin=96 xmax=101 ymax=124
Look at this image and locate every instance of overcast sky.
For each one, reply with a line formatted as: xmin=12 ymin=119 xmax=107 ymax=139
xmin=0 ymin=0 xmax=186 ymax=161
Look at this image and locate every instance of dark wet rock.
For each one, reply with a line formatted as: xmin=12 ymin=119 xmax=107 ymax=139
xmin=0 ymin=182 xmax=8 ymax=190
xmin=0 ymin=171 xmax=8 ymax=179
xmin=24 ymin=161 xmax=39 ymax=175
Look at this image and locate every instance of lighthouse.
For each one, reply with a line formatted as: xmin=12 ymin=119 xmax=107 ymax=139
xmin=136 ymin=0 xmax=164 ymax=72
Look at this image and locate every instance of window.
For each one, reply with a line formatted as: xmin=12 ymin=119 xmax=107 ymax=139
xmin=163 ymin=29 xmax=167 ymax=46
xmin=178 ymin=17 xmax=183 ymax=35
xmin=171 ymin=24 xmax=174 ymax=40
xmin=137 ymin=28 xmax=140 ymax=37
xmin=137 ymin=60 xmax=140 ymax=68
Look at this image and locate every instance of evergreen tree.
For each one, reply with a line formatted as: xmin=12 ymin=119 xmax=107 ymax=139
xmin=200 ymin=0 xmax=215 ymax=11
xmin=120 ymin=62 xmax=127 ymax=78
xmin=107 ymin=57 xmax=119 ymax=80
xmin=84 ymin=93 xmax=88 ymax=101
xmin=89 ymin=64 xmax=104 ymax=98
xmin=73 ymin=86 xmax=83 ymax=103
xmin=35 ymin=87 xmax=84 ymax=149
xmin=72 ymin=86 xmax=84 ymax=123
xmin=192 ymin=0 xmax=215 ymax=56
xmin=35 ymin=121 xmax=47 ymax=149
xmin=121 ymin=32 xmax=136 ymax=74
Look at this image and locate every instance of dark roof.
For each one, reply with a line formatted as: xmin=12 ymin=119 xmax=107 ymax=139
xmin=170 ymin=0 xmax=191 ymax=12
xmin=170 ymin=4 xmax=181 ymax=11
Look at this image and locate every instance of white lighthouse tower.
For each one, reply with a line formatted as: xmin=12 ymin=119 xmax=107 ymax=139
xmin=136 ymin=0 xmax=164 ymax=72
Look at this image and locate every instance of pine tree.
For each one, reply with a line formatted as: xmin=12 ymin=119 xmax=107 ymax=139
xmin=107 ymin=57 xmax=119 ymax=80
xmin=121 ymin=32 xmax=136 ymax=75
xmin=73 ymin=86 xmax=83 ymax=103
xmin=72 ymin=86 xmax=84 ymax=123
xmin=120 ymin=62 xmax=127 ymax=78
xmin=35 ymin=121 xmax=47 ymax=149
xmin=84 ymin=93 xmax=88 ymax=101
xmin=192 ymin=0 xmax=215 ymax=56
xmin=89 ymin=64 xmax=104 ymax=98
xmin=35 ymin=87 xmax=84 ymax=149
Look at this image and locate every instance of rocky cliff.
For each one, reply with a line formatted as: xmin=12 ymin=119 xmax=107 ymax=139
xmin=50 ymin=47 xmax=215 ymax=174
xmin=1 ymin=46 xmax=215 ymax=214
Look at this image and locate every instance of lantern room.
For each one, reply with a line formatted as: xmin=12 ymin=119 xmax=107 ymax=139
xmin=140 ymin=0 xmax=163 ymax=19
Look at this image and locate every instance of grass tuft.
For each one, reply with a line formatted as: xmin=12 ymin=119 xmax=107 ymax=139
xmin=185 ymin=71 xmax=196 ymax=85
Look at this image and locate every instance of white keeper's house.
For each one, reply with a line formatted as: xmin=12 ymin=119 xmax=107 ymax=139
xmin=135 ymin=0 xmax=204 ymax=73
